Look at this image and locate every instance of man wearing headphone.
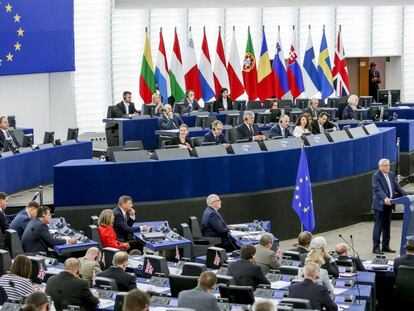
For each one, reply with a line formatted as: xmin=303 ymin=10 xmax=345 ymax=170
xmin=79 ymin=247 xmax=102 ymax=283
xmin=269 ymin=114 xmax=292 ymax=138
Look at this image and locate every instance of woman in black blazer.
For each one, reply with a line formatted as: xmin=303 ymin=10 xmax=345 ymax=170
xmin=214 ymin=88 xmax=233 ymax=112
xmin=171 ymin=124 xmax=193 ymax=150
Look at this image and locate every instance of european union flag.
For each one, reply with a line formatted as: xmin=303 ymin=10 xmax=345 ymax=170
xmin=0 ymin=0 xmax=74 ymax=75
xmin=292 ymin=148 xmax=315 ymax=232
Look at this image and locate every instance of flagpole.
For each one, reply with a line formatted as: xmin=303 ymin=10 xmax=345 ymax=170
xmin=300 ymin=141 xmax=305 ymax=233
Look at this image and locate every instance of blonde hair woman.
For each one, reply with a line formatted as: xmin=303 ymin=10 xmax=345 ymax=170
xmin=98 ymin=209 xmax=129 ymax=250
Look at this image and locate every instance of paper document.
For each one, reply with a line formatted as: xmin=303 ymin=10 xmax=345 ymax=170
xmin=333 ymin=288 xmax=348 ymax=295
xmin=271 ymin=281 xmax=291 ymax=289
xmin=136 ymin=283 xmax=170 ymax=294
xmin=99 ymin=299 xmax=114 ymax=309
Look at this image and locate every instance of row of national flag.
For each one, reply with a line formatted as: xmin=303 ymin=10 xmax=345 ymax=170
xmin=139 ymin=26 xmax=350 ymax=104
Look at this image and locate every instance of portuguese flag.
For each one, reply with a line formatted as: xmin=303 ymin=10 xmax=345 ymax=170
xmin=139 ymin=28 xmax=156 ymax=103
xmin=242 ymin=27 xmax=258 ymax=100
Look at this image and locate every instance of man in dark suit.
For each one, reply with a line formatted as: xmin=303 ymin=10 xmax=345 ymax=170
xmin=0 ymin=116 xmax=20 ymax=150
xmin=203 ymin=120 xmax=228 ymax=145
xmin=394 ymin=236 xmax=414 ymax=275
xmin=335 ymin=243 xmax=366 ymax=271
xmin=0 ymin=192 xmax=9 ymax=234
xmin=227 ymin=244 xmax=270 ymax=290
xmin=302 ymin=98 xmax=319 ymax=119
xmin=97 ymin=251 xmax=136 ymax=292
xmin=115 ymin=91 xmax=139 ymax=117
xmin=288 ymin=231 xmax=312 ymax=254
xmin=289 ymin=262 xmax=337 ymax=311
xmin=21 ymin=206 xmax=76 ymax=253
xmin=157 ymin=104 xmax=184 ymax=130
xmin=10 ymin=201 xmax=39 ymax=238
xmin=182 ymin=90 xmax=201 ymax=113
xmin=236 ymin=111 xmax=265 ymax=141
xmin=369 ymin=62 xmax=381 ymax=102
xmin=372 ymin=158 xmax=407 ymax=254
xmin=201 ymin=194 xmax=234 ymax=251
xmin=46 ymin=257 xmax=99 ymax=311
xmin=311 ymin=112 xmax=335 ymax=134
xmin=269 ymin=114 xmax=292 ymax=138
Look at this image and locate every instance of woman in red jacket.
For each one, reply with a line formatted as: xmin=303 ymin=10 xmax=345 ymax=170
xmin=98 ymin=209 xmax=130 ymax=250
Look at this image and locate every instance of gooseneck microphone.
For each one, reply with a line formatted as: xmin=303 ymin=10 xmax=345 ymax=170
xmin=338 ymin=234 xmax=360 ymax=258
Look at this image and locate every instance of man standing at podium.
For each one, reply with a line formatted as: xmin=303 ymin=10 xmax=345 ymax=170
xmin=372 ymin=158 xmax=406 ymax=254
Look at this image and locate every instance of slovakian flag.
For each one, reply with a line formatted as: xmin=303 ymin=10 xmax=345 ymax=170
xmin=155 ymin=28 xmax=170 ymax=104
xmin=286 ymin=27 xmax=304 ymax=100
xmin=184 ymin=28 xmax=202 ymax=100
xmin=139 ymin=28 xmax=156 ymax=103
xmin=302 ymin=27 xmax=319 ymax=98
xmin=242 ymin=27 xmax=258 ymax=100
xmin=317 ymin=28 xmax=334 ymax=99
xmin=227 ymin=27 xmax=245 ymax=100
xmin=213 ymin=27 xmax=230 ymax=97
xmin=292 ymin=148 xmax=315 ymax=232
xmin=332 ymin=26 xmax=350 ymax=97
xmin=257 ymin=27 xmax=275 ymax=102
xmin=272 ymin=28 xmax=289 ymax=99
xmin=169 ymin=28 xmax=186 ymax=102
xmin=198 ymin=27 xmax=215 ymax=101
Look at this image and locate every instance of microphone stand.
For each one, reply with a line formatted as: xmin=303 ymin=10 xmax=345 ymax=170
xmin=339 ymin=234 xmax=361 ymax=304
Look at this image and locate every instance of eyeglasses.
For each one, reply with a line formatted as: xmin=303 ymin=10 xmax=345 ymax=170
xmin=213 ymin=199 xmax=221 ymax=203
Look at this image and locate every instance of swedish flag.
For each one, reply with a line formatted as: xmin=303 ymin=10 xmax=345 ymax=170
xmin=317 ymin=29 xmax=334 ymax=99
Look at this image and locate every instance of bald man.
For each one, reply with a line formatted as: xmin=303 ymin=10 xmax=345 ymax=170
xmin=335 ymin=243 xmax=366 ymax=271
xmin=79 ymin=247 xmax=102 ymax=281
xmin=157 ymin=104 xmax=184 ymax=130
xmin=46 ymin=258 xmax=99 ymax=311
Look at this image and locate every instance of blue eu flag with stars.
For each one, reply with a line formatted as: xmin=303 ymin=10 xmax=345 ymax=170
xmin=0 ymin=0 xmax=74 ymax=75
xmin=292 ymin=148 xmax=315 ymax=232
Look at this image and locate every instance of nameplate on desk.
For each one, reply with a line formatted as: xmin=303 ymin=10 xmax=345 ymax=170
xmin=142 ymin=232 xmax=165 ymax=241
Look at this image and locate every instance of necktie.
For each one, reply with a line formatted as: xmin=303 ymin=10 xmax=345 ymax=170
xmin=5 ymin=131 xmax=11 ymax=139
xmin=282 ymin=128 xmax=285 ymax=137
xmin=249 ymin=125 xmax=254 ymax=135
xmin=384 ymin=174 xmax=393 ymax=199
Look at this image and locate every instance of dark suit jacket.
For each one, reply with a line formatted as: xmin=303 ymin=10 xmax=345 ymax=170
xmin=303 ymin=107 xmax=319 ymax=119
xmin=171 ymin=136 xmax=192 ymax=147
xmin=342 ymin=105 xmax=356 ymax=120
xmin=157 ymin=114 xmax=184 ymax=130
xmin=372 ymin=170 xmax=406 ymax=212
xmin=112 ymin=207 xmax=139 ymax=242
xmin=287 ymin=246 xmax=309 ymax=255
xmin=337 ymin=255 xmax=366 ymax=272
xmin=269 ymin=124 xmax=292 ymax=138
xmin=46 ymin=271 xmax=99 ymax=311
xmin=182 ymin=99 xmax=201 ymax=113
xmin=227 ymin=259 xmax=270 ymax=290
xmin=0 ymin=130 xmax=20 ymax=150
xmin=311 ymin=119 xmax=334 ymax=134
xmin=214 ymin=98 xmax=233 ymax=112
xmin=289 ymin=279 xmax=337 ymax=311
xmin=116 ymin=101 xmax=138 ymax=116
xmin=322 ymin=259 xmax=339 ymax=278
xmin=0 ymin=210 xmax=9 ymax=234
xmin=97 ymin=266 xmax=136 ymax=292
xmin=394 ymin=254 xmax=414 ymax=275
xmin=21 ymin=218 xmax=66 ymax=253
xmin=236 ymin=123 xmax=262 ymax=140
xmin=203 ymin=131 xmax=227 ymax=144
xmin=201 ymin=206 xmax=229 ymax=238
xmin=10 ymin=209 xmax=30 ymax=238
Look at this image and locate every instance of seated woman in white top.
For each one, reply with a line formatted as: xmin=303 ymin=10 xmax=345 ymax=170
xmin=293 ymin=114 xmax=311 ymax=137
xmin=296 ymin=249 xmax=334 ymax=294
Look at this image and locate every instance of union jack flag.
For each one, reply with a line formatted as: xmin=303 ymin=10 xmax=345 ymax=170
xmin=38 ymin=264 xmax=46 ymax=281
xmin=332 ymin=27 xmax=350 ymax=96
xmin=145 ymin=260 xmax=154 ymax=275
xmin=175 ymin=246 xmax=180 ymax=261
xmin=213 ymin=251 xmax=221 ymax=267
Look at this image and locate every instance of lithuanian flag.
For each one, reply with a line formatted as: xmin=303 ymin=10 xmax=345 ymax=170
xmin=139 ymin=29 xmax=156 ymax=103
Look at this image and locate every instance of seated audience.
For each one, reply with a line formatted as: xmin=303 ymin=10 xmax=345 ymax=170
xmin=116 ymin=91 xmax=139 ymax=117
xmin=97 ymin=251 xmax=136 ymax=292
xmin=157 ymin=104 xmax=184 ymax=130
xmin=303 ymin=98 xmax=319 ymax=119
xmin=183 ymin=89 xmax=201 ymax=113
xmin=227 ymin=244 xmax=270 ymax=289
xmin=335 ymin=242 xmax=366 ymax=271
xmin=151 ymin=93 xmax=164 ymax=116
xmin=310 ymin=236 xmax=339 ymax=277
xmin=98 ymin=209 xmax=129 ymax=250
xmin=289 ymin=262 xmax=337 ymax=311
xmin=269 ymin=114 xmax=292 ymax=138
xmin=264 ymin=100 xmax=278 ymax=113
xmin=288 ymin=231 xmax=312 ymax=254
xmin=0 ymin=254 xmax=36 ymax=301
xmin=123 ymin=289 xmax=150 ymax=311
xmin=178 ymin=271 xmax=220 ymax=311
xmin=255 ymin=233 xmax=281 ymax=273
xmin=21 ymin=206 xmax=76 ymax=253
xmin=214 ymin=88 xmax=233 ymax=112
xmin=298 ymin=249 xmax=334 ymax=293
xmin=394 ymin=236 xmax=414 ymax=275
xmin=171 ymin=124 xmax=193 ymax=150
xmin=0 ymin=116 xmax=20 ymax=149
xmin=236 ymin=111 xmax=266 ymax=141
xmin=201 ymin=194 xmax=233 ymax=251
xmin=342 ymin=94 xmax=359 ymax=120
xmin=10 ymin=201 xmax=40 ymax=238
xmin=293 ymin=114 xmax=311 ymax=137
xmin=46 ymin=258 xmax=99 ymax=311
xmin=203 ymin=120 xmax=227 ymax=145
xmin=252 ymin=299 xmax=277 ymax=311
xmin=0 ymin=192 xmax=9 ymax=234
xmin=311 ymin=112 xmax=335 ymax=134
xmin=79 ymin=247 xmax=102 ymax=282
xmin=24 ymin=292 xmax=49 ymax=311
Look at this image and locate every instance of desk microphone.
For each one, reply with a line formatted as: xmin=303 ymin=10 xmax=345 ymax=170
xmin=338 ymin=234 xmax=360 ymax=258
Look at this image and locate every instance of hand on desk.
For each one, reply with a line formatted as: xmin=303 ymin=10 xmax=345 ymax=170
xmin=228 ymin=225 xmax=235 ymax=230
xmin=67 ymin=238 xmax=77 ymax=244
xmin=254 ymin=135 xmax=266 ymax=141
xmin=123 ymin=242 xmax=130 ymax=249
xmin=141 ymin=225 xmax=151 ymax=232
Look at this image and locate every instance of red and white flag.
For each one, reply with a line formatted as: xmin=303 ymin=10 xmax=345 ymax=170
xmin=213 ymin=27 xmax=229 ymax=97
xmin=145 ymin=260 xmax=154 ymax=275
xmin=332 ymin=26 xmax=350 ymax=96
xmin=175 ymin=245 xmax=181 ymax=261
xmin=183 ymin=28 xmax=202 ymax=100
xmin=38 ymin=264 xmax=46 ymax=281
xmin=213 ymin=251 xmax=221 ymax=267
xmin=227 ymin=27 xmax=244 ymax=100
